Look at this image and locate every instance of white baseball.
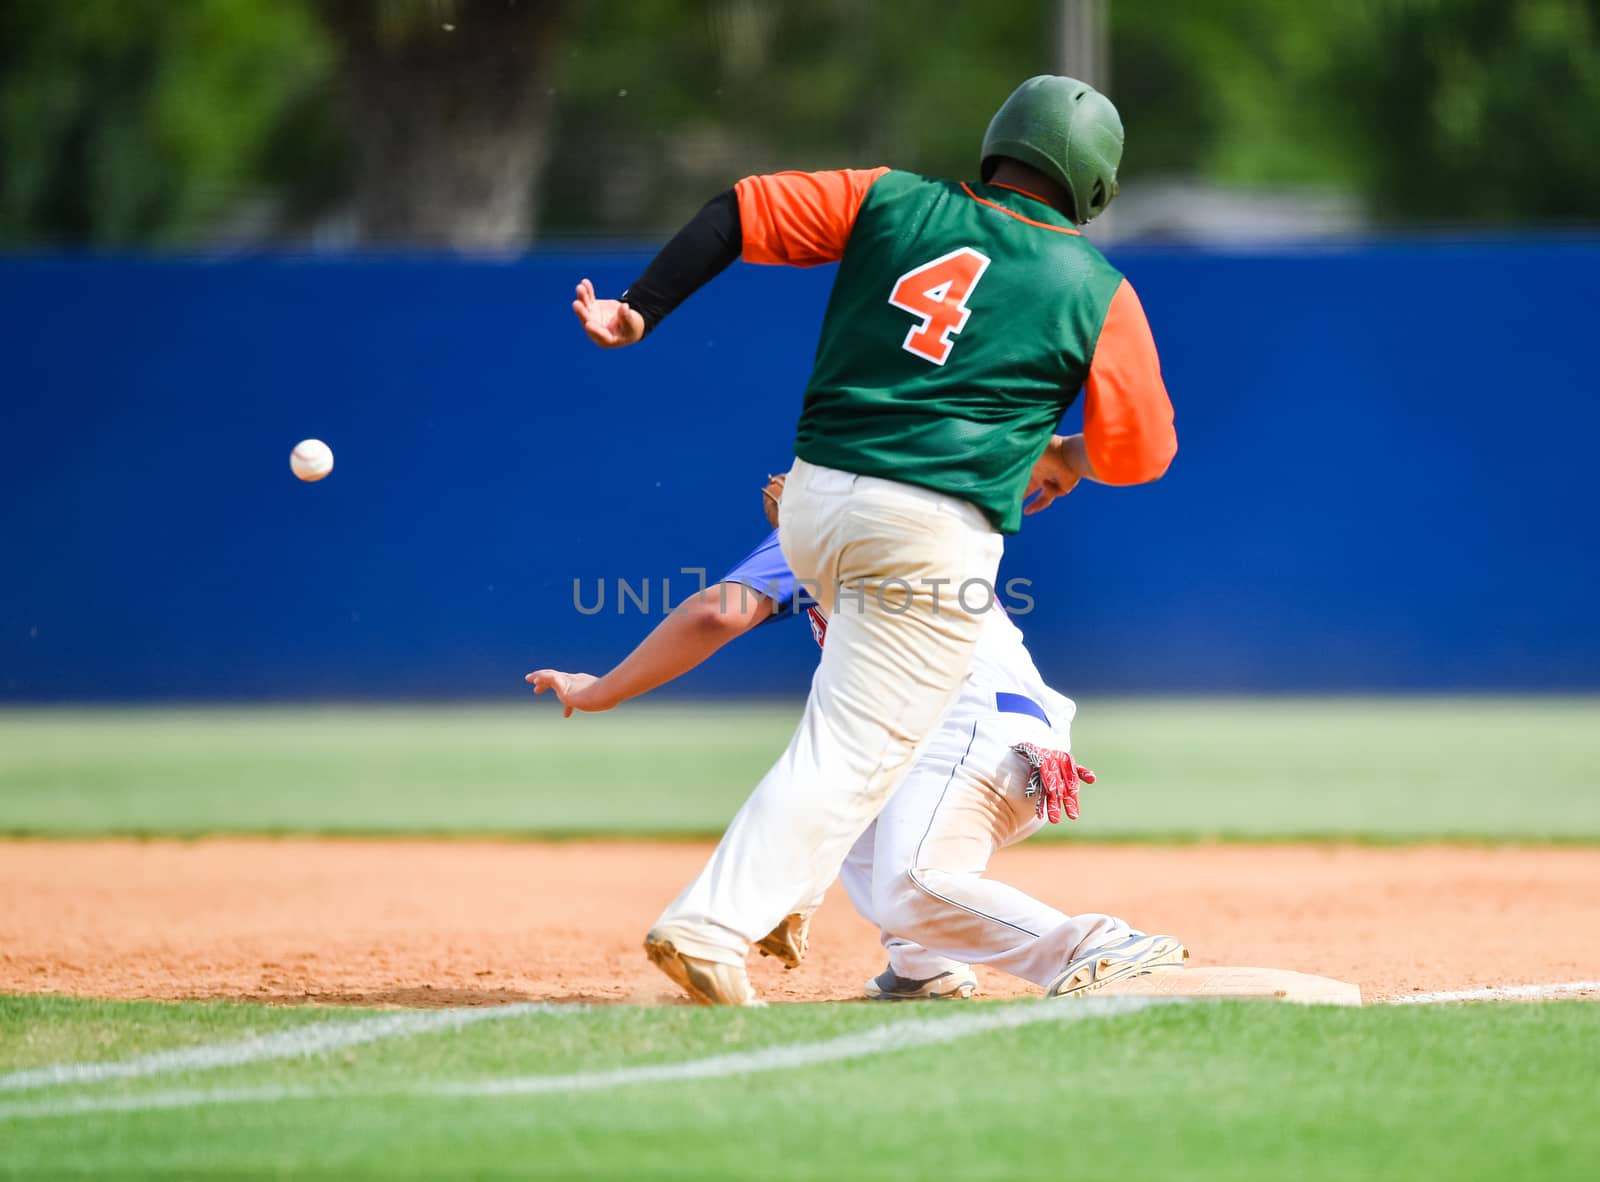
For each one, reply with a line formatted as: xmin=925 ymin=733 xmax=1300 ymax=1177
xmin=290 ymin=438 xmax=334 ymax=482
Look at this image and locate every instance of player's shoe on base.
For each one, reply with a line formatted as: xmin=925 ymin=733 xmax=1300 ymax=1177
xmin=1046 ymin=932 xmax=1188 ymax=999
xmin=644 ymin=927 xmax=765 ymax=1007
xmin=755 ymin=912 xmax=810 ymax=970
xmin=863 ymin=965 xmax=979 ymax=1001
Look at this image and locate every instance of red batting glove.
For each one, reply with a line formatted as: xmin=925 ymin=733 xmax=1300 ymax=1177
xmin=1011 ymin=743 xmax=1097 ymax=824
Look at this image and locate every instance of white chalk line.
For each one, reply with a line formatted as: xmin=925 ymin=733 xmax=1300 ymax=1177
xmin=0 ymin=1002 xmax=575 ymax=1094
xmin=436 ymin=994 xmax=1161 ymax=1097
xmin=0 ymin=995 xmax=1167 ymax=1122
xmin=6 ymin=978 xmax=1596 ymax=1122
xmin=1386 ymin=979 xmax=1600 ymax=1005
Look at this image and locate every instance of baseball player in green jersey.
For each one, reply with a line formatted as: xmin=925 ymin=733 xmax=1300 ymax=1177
xmin=571 ymin=76 xmax=1177 ymax=1006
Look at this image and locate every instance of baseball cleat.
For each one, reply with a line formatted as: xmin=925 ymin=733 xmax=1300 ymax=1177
xmin=1046 ymin=932 xmax=1188 ymax=999
xmin=864 ymin=965 xmax=979 ymax=1001
xmin=756 ymin=912 xmax=810 ymax=970
xmin=644 ymin=927 xmax=764 ymax=1007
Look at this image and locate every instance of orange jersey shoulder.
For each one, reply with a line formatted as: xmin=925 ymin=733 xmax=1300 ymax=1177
xmin=735 ymin=167 xmax=891 ymax=267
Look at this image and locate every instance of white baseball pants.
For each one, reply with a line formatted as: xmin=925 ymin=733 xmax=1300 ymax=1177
xmin=652 ymin=459 xmax=1003 ymax=965
xmin=839 ymin=713 xmax=1133 ymax=987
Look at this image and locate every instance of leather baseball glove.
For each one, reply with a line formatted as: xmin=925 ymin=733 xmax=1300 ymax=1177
xmin=762 ymin=472 xmax=786 ymax=529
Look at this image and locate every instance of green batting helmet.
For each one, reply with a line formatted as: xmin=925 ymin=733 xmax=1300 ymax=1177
xmin=980 ymin=75 xmax=1124 ymax=224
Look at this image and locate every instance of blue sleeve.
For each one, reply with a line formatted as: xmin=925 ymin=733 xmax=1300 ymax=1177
xmin=720 ymin=530 xmax=813 ymax=622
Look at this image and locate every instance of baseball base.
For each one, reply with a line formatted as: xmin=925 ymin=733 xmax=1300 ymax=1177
xmin=1096 ymin=965 xmax=1362 ymax=1006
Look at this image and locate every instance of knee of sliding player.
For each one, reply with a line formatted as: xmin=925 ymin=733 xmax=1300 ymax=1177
xmin=874 ymin=869 xmax=955 ymax=944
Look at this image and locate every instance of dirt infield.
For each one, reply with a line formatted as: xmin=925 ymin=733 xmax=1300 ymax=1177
xmin=2 ymin=840 xmax=1596 ymax=1006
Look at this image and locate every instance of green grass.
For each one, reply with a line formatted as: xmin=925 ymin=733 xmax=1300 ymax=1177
xmin=3 ymin=994 xmax=1598 ymax=1179
xmin=0 ymin=996 xmax=336 ymax=1073
xmin=2 ymin=698 xmax=1597 ymax=840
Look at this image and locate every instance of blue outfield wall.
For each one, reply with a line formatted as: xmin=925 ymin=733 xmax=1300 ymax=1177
xmin=2 ymin=241 xmax=1598 ymax=700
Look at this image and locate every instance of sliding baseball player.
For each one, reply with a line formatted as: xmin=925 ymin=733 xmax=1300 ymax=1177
xmin=569 ymin=75 xmax=1177 ymax=1004
xmin=528 ymin=476 xmax=1185 ymax=1000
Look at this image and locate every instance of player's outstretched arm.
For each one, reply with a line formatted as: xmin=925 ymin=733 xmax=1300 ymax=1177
xmin=571 ymin=187 xmax=743 ymax=348
xmin=572 ymin=169 xmax=887 ymax=347
xmin=526 ymin=582 xmax=774 ymax=716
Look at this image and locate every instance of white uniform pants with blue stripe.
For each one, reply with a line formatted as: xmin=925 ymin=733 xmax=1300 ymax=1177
xmin=839 ymin=710 xmax=1133 ymax=987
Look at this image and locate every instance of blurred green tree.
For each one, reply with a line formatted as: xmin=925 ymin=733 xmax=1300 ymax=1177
xmin=1330 ymin=0 xmax=1600 ymax=224
xmin=1111 ymin=0 xmax=1600 ymax=225
xmin=539 ymin=0 xmax=1051 ymax=235
xmin=1 ymin=0 xmax=1596 ymax=246
xmin=316 ymin=0 xmax=568 ymax=249
xmin=0 ymin=0 xmax=329 ymax=246
xmin=1110 ymin=0 xmax=1366 ymax=189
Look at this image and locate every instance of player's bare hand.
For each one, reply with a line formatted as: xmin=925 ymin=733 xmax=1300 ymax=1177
xmin=572 ymin=278 xmax=645 ymax=349
xmin=526 ymin=669 xmax=614 ymax=717
xmin=1023 ymin=436 xmax=1084 ymax=515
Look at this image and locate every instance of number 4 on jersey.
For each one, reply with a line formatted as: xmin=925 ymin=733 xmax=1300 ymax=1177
xmin=887 ymin=246 xmax=991 ymax=366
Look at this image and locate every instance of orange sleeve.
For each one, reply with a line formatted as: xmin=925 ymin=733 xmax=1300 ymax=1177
xmin=734 ymin=167 xmax=891 ymax=266
xmin=1084 ymin=279 xmax=1177 ymax=484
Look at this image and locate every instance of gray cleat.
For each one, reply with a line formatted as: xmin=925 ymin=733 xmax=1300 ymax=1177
xmin=864 ymin=965 xmax=979 ymax=1001
xmin=1046 ymin=932 xmax=1188 ymax=998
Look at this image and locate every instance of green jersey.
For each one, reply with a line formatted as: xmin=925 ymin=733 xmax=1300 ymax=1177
xmin=734 ymin=167 xmax=1175 ymax=533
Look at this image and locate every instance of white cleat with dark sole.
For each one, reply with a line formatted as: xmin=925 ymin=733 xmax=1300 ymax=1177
xmin=1046 ymin=932 xmax=1188 ymax=999
xmin=863 ymin=966 xmax=979 ymax=1001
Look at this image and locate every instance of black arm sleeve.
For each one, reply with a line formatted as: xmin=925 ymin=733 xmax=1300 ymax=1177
xmin=623 ymin=189 xmax=742 ymax=335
